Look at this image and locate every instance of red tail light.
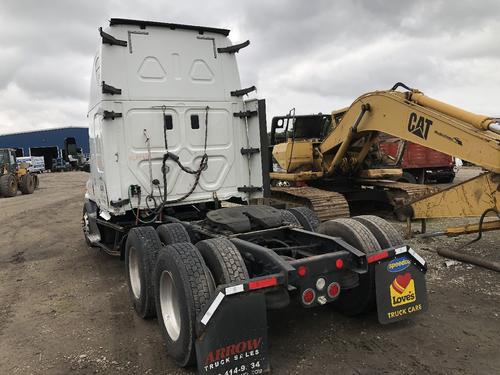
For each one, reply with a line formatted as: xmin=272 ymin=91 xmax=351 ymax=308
xmin=297 ymin=266 xmax=307 ymax=277
xmin=302 ymin=288 xmax=315 ymax=305
xmin=248 ymin=277 xmax=278 ymax=290
xmin=335 ymin=258 xmax=344 ymax=269
xmin=327 ymin=282 xmax=340 ymax=298
xmin=367 ymin=251 xmax=389 ymax=264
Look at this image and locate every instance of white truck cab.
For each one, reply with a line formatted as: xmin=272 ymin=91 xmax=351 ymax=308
xmin=87 ymin=19 xmax=265 ymax=217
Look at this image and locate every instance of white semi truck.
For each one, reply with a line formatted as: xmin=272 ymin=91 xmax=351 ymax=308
xmin=83 ymin=18 xmax=429 ymax=374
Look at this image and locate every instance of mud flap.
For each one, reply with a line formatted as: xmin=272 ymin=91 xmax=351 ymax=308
xmin=375 ymin=252 xmax=428 ymax=324
xmin=196 ymin=292 xmax=270 ymax=374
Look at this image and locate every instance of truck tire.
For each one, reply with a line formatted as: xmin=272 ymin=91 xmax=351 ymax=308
xmin=19 ymin=174 xmax=35 ymax=194
xmin=280 ymin=209 xmax=301 ymax=226
xmin=196 ymin=238 xmax=249 ymax=285
xmin=352 ymin=215 xmax=404 ymax=248
xmin=287 ymin=207 xmax=320 ymax=231
xmin=0 ymin=174 xmax=17 ymax=197
xmin=157 ymin=223 xmax=191 ymax=245
xmin=154 ymin=242 xmax=213 ymax=367
xmin=33 ymin=174 xmax=39 ymax=189
xmin=397 ymin=171 xmax=417 ymax=184
xmin=125 ymin=226 xmax=163 ymax=319
xmin=318 ymin=218 xmax=381 ymax=315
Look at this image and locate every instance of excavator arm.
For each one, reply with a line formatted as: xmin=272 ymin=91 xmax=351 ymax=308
xmin=319 ymin=85 xmax=500 ymax=176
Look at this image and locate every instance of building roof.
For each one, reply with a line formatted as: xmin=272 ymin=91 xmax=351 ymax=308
xmin=0 ymin=126 xmax=88 ymax=137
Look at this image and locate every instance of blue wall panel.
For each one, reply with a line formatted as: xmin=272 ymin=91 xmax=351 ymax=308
xmin=0 ymin=127 xmax=89 ymax=156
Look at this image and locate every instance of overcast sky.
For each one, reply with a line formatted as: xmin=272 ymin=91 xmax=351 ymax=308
xmin=0 ymin=0 xmax=498 ymax=134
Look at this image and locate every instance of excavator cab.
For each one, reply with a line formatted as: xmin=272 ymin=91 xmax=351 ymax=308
xmin=270 ymin=113 xmax=332 ymax=145
xmin=271 ymin=113 xmax=331 ymax=174
xmin=0 ymin=148 xmax=17 ymax=175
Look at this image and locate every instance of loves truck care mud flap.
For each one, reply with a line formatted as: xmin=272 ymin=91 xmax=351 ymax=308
xmin=375 ymin=247 xmax=428 ymax=324
xmin=196 ymin=291 xmax=270 ymax=375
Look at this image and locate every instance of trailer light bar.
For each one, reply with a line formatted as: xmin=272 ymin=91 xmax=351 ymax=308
xmin=315 ymin=277 xmax=326 ymax=291
xmin=367 ymin=251 xmax=389 ymax=264
xmin=297 ymin=265 xmax=307 ymax=277
xmin=335 ymin=258 xmax=344 ymax=269
xmin=248 ymin=277 xmax=278 ymax=290
xmin=327 ymin=282 xmax=340 ymax=298
xmin=302 ymin=288 xmax=315 ymax=305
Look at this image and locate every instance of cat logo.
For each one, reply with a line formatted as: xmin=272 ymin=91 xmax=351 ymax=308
xmin=407 ymin=112 xmax=432 ymax=140
xmin=390 ymin=272 xmax=416 ymax=307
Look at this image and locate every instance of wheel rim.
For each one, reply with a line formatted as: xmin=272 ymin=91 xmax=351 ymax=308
xmin=128 ymin=246 xmax=141 ymax=300
xmin=159 ymin=271 xmax=181 ymax=341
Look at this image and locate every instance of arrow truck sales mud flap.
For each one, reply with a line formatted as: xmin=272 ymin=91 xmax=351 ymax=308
xmin=375 ymin=247 xmax=428 ymax=324
xmin=196 ymin=291 xmax=270 ymax=375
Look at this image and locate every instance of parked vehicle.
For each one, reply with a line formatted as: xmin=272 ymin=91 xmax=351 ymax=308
xmin=83 ymin=19 xmax=428 ymax=374
xmin=51 ymin=157 xmax=71 ymax=172
xmin=64 ymin=137 xmax=90 ymax=171
xmin=16 ymin=156 xmax=45 ymax=173
xmin=378 ymin=137 xmax=456 ymax=184
xmin=0 ymin=148 xmax=39 ymax=197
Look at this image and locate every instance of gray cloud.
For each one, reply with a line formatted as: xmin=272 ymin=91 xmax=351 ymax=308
xmin=0 ymin=0 xmax=498 ymax=134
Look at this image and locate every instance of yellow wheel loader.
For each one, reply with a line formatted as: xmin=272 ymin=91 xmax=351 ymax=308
xmin=270 ymin=82 xmax=500 ymax=223
xmin=0 ymin=148 xmax=39 ymax=198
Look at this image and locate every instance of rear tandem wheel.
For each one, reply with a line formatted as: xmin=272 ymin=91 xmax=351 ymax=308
xmin=318 ymin=218 xmax=381 ymax=315
xmin=153 ymin=242 xmax=214 ymax=367
xmin=287 ymin=206 xmax=320 ymax=231
xmin=156 ymin=223 xmax=191 ymax=245
xmin=196 ymin=238 xmax=249 ymax=285
xmin=352 ymin=215 xmax=404 ymax=248
xmin=125 ymin=226 xmax=163 ymax=319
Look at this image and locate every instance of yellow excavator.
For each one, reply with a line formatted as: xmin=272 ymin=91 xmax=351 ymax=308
xmin=270 ymin=82 xmax=500 ymax=226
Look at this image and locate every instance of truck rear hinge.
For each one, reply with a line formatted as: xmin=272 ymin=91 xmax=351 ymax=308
xmin=231 ymin=85 xmax=256 ymax=97
xmin=241 ymin=147 xmax=260 ymax=155
xmin=103 ymin=110 xmax=123 ymax=120
xmin=102 ymin=81 xmax=122 ymax=95
xmin=238 ymin=186 xmax=262 ymax=193
xmin=110 ymin=198 xmax=130 ymax=208
xmin=217 ymin=40 xmax=250 ymax=54
xmin=99 ymin=27 xmax=128 ymax=47
xmin=233 ymin=110 xmax=257 ymax=118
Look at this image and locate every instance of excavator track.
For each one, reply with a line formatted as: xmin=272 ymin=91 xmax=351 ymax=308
xmin=271 ymin=181 xmax=437 ymax=223
xmin=271 ymin=186 xmax=350 ymax=221
xmin=357 ymin=179 xmax=440 ymax=206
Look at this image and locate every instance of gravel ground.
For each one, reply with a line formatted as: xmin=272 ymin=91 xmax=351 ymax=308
xmin=0 ymin=170 xmax=498 ymax=375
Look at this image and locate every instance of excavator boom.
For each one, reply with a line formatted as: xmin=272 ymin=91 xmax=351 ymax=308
xmin=319 ymin=87 xmax=499 ymax=175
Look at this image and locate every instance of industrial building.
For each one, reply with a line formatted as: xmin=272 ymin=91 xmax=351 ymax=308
xmin=0 ymin=127 xmax=89 ymax=170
